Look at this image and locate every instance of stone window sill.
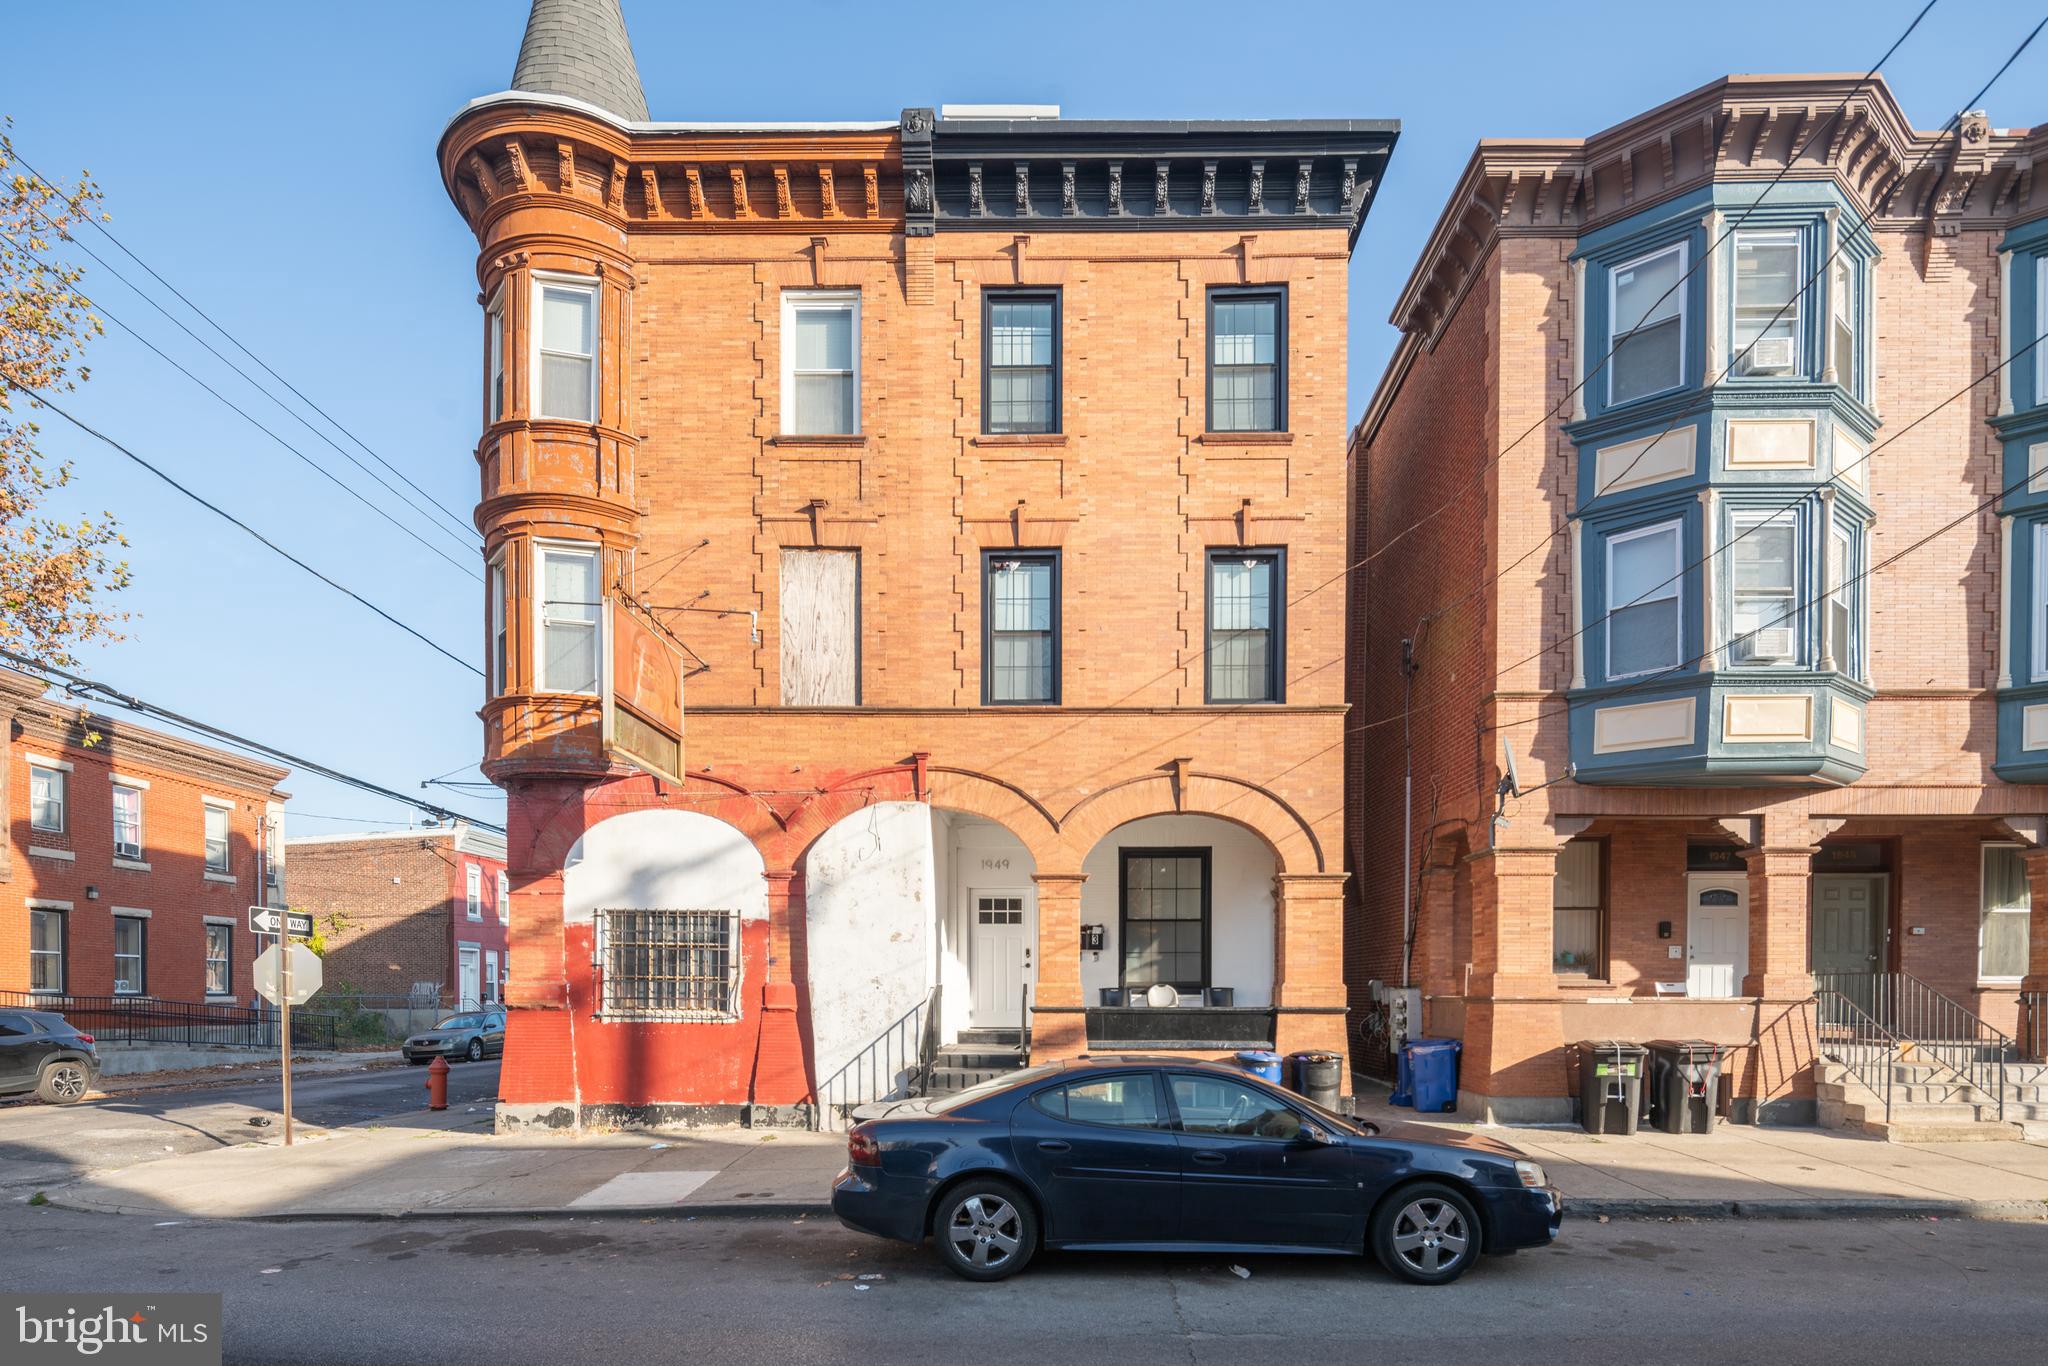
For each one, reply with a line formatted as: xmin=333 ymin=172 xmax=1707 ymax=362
xmin=972 ymin=433 xmax=1067 ymax=448
xmin=767 ymin=434 xmax=868 ymax=449
xmin=113 ymin=858 xmax=152 ymax=872
xmin=1197 ymin=431 xmax=1293 ymax=445
xmin=29 ymin=846 xmax=75 ymax=862
xmin=203 ymin=871 xmax=238 ymax=885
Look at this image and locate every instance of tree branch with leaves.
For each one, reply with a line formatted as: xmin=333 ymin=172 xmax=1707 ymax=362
xmin=1 ymin=120 xmax=128 ymax=664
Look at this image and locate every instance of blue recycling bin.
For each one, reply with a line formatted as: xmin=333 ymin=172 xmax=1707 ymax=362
xmin=1404 ymin=1038 xmax=1462 ymax=1114
xmin=1389 ymin=1045 xmax=1416 ymax=1107
xmin=1234 ymin=1049 xmax=1283 ymax=1085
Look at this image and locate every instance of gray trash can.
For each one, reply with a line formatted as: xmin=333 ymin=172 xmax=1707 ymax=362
xmin=1291 ymin=1050 xmax=1342 ymax=1110
xmin=1645 ymin=1039 xmax=1725 ymax=1134
xmin=1573 ymin=1040 xmax=1648 ymax=1135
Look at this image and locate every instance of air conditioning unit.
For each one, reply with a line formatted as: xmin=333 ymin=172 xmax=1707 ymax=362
xmin=1745 ymin=336 xmax=1797 ymax=374
xmin=1746 ymin=624 xmax=1796 ymax=661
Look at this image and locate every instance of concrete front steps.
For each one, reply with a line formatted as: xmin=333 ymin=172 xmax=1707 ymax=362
xmin=1817 ymin=1059 xmax=2048 ymax=1142
xmin=925 ymin=1028 xmax=1027 ymax=1096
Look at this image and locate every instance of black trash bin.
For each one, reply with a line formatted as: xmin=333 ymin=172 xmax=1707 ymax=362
xmin=1645 ymin=1039 xmax=1725 ymax=1133
xmin=1572 ymin=1040 xmax=1648 ymax=1135
xmin=1288 ymin=1050 xmax=1342 ymax=1110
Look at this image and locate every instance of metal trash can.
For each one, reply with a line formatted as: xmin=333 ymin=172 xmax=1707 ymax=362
xmin=1572 ymin=1040 xmax=1648 ymax=1135
xmin=1403 ymin=1038 xmax=1461 ymax=1114
xmin=1234 ymin=1049 xmax=1283 ymax=1085
xmin=1288 ymin=1050 xmax=1342 ymax=1110
xmin=1645 ymin=1039 xmax=1725 ymax=1133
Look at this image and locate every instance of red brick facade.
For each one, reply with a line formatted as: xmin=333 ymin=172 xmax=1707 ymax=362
xmin=0 ymin=667 xmax=288 ymax=1005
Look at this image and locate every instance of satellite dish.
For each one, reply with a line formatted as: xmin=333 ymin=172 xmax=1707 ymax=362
xmin=1502 ymin=739 xmax=1522 ymax=797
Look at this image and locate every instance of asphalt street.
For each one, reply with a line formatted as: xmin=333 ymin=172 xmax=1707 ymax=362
xmin=0 ymin=1060 xmax=502 ymax=1197
xmin=4 ymin=1200 xmax=2046 ymax=1366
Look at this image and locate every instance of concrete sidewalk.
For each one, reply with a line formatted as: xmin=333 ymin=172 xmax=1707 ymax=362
xmin=88 ymin=1051 xmax=404 ymax=1096
xmin=39 ymin=1101 xmax=2048 ymax=1223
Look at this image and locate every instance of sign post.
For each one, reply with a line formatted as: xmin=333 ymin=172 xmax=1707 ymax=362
xmin=250 ymin=908 xmax=322 ymax=1147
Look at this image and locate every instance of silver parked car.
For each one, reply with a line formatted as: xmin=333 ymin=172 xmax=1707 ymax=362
xmin=402 ymin=1009 xmax=506 ymax=1064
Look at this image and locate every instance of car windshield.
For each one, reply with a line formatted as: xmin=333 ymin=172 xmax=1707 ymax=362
xmin=928 ymin=1063 xmax=1064 ymax=1113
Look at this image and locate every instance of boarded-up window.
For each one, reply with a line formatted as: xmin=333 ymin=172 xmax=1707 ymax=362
xmin=780 ymin=549 xmax=859 ymax=705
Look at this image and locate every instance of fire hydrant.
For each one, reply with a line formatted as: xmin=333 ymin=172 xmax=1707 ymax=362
xmin=426 ymin=1055 xmax=449 ymax=1111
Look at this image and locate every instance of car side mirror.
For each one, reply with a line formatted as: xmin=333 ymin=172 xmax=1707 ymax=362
xmin=1298 ymin=1121 xmax=1330 ymax=1145
xmin=1359 ymin=1120 xmax=1380 ymax=1137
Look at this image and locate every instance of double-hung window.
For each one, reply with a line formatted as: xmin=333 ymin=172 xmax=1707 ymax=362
xmin=28 ymin=763 xmax=66 ymax=833
xmin=1830 ymin=255 xmax=1858 ymax=392
xmin=498 ymin=871 xmax=511 ymax=925
xmin=203 ymin=802 xmax=232 ymax=875
xmin=1206 ymin=550 xmax=1283 ymax=703
xmin=1828 ymin=524 xmax=1857 ymax=677
xmin=1605 ymin=521 xmax=1683 ymax=679
xmin=466 ymin=864 xmax=483 ymax=921
xmin=535 ymin=278 xmax=597 ymax=421
xmin=1733 ymin=229 xmax=1802 ymax=377
xmin=112 ymin=784 xmax=143 ymax=859
xmin=29 ymin=907 xmax=64 ymax=993
xmin=1980 ymin=843 xmax=2031 ymax=982
xmin=486 ymin=287 xmax=507 ymax=423
xmin=983 ymin=552 xmax=1059 ymax=705
xmin=488 ymin=549 xmax=510 ymax=697
xmin=113 ymin=915 xmax=146 ymax=996
xmin=205 ymin=923 xmax=232 ymax=997
xmin=1207 ymin=288 xmax=1285 ymax=432
xmin=1552 ymin=839 xmax=1603 ymax=975
xmin=1729 ymin=513 xmax=1801 ymax=667
xmin=984 ymin=290 xmax=1059 ymax=434
xmin=782 ymin=291 xmax=860 ymax=436
xmin=1608 ymin=243 xmax=1687 ymax=405
xmin=536 ymin=543 xmax=602 ymax=695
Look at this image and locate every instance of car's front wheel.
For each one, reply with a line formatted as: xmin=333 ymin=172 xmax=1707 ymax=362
xmin=465 ymin=1038 xmax=485 ymax=1062
xmin=37 ymin=1060 xmax=91 ymax=1105
xmin=1372 ymin=1182 xmax=1481 ymax=1285
xmin=932 ymin=1179 xmax=1036 ymax=1282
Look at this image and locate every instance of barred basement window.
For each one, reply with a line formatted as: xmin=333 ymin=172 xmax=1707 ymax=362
xmin=598 ymin=908 xmax=743 ymax=1020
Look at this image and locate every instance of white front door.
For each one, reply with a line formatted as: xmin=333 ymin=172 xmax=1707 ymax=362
xmin=968 ymin=889 xmax=1033 ymax=1028
xmin=457 ymin=943 xmax=481 ymax=1010
xmin=1687 ymin=876 xmax=1748 ymax=998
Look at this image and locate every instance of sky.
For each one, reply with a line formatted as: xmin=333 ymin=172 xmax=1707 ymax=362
xmin=5 ymin=0 xmax=2043 ymax=838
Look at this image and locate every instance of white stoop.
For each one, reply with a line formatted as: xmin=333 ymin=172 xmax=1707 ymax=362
xmin=1815 ymin=1058 xmax=2048 ymax=1142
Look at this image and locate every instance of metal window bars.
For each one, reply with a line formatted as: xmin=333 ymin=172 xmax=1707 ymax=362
xmin=597 ymin=909 xmax=742 ymax=1020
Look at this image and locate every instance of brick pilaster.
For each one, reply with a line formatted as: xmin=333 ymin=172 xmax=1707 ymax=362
xmin=1741 ymin=819 xmax=1817 ymax=1000
xmin=2020 ymin=847 xmax=2048 ymax=997
xmin=1029 ymin=872 xmax=1087 ymax=1059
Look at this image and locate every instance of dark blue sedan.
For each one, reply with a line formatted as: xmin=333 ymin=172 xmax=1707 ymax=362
xmin=831 ymin=1056 xmax=1562 ymax=1284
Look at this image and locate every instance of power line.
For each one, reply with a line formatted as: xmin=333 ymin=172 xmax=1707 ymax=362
xmin=7 ymin=147 xmax=482 ymax=546
xmin=1 ymin=227 xmax=482 ymax=581
xmin=0 ymin=647 xmax=503 ymax=834
xmin=2 ymin=376 xmax=482 ymax=677
xmin=1358 ymin=0 xmax=1940 ymax=574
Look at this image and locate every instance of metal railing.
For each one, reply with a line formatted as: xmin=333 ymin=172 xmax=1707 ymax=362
xmin=2023 ymin=991 xmax=2047 ymax=1064
xmin=811 ymin=986 xmax=940 ymax=1131
xmin=915 ymin=983 xmax=943 ymax=1094
xmin=1814 ymin=987 xmax=1897 ymax=1123
xmin=1020 ymin=979 xmax=1033 ymax=1060
xmin=1816 ymin=972 xmax=2010 ymax=1122
xmin=1 ymin=991 xmax=339 ymax=1051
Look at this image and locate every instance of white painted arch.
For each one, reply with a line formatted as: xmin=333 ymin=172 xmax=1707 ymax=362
xmin=561 ymin=808 xmax=768 ymax=927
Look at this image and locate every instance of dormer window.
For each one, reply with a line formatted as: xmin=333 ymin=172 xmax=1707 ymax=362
xmin=1608 ymin=243 xmax=1687 ymax=406
xmin=1733 ymin=230 xmax=1802 ymax=378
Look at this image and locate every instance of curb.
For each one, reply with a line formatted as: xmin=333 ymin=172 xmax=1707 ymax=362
xmin=42 ymin=1194 xmax=832 ymax=1222
xmin=1569 ymin=1196 xmax=2048 ymax=1222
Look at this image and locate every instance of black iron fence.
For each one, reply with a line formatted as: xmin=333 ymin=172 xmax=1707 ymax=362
xmin=2024 ymin=991 xmax=2047 ymax=1064
xmin=0 ymin=992 xmax=339 ymax=1051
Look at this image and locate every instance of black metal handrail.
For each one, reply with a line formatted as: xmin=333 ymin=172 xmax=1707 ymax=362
xmin=0 ymin=991 xmax=339 ymax=1051
xmin=1020 ymin=979 xmax=1033 ymax=1060
xmin=1816 ymin=972 xmax=2010 ymax=1122
xmin=914 ymin=983 xmax=943 ymax=1094
xmin=1814 ymin=988 xmax=1896 ymax=1124
xmin=811 ymin=988 xmax=938 ymax=1131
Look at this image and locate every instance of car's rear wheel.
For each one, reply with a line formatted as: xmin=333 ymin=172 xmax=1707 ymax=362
xmin=37 ymin=1060 xmax=91 ymax=1105
xmin=1371 ymin=1182 xmax=1481 ymax=1285
xmin=465 ymin=1038 xmax=485 ymax=1062
xmin=932 ymin=1179 xmax=1036 ymax=1282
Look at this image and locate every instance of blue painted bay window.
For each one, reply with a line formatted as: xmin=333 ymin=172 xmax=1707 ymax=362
xmin=1993 ymin=220 xmax=2048 ymax=782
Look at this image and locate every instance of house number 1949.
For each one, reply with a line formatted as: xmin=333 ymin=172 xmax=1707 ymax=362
xmin=980 ymin=857 xmax=1011 ymax=870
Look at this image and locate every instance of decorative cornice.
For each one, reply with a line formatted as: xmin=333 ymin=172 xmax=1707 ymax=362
xmin=1389 ymin=74 xmax=2048 ymax=348
xmin=10 ymin=697 xmax=288 ymax=796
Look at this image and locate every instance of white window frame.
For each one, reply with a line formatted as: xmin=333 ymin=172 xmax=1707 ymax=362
xmin=1727 ymin=509 xmax=1804 ymax=669
xmin=112 ymin=783 xmax=144 ymax=860
xmin=486 ymin=284 xmax=507 ymax=424
xmin=488 ymin=548 xmax=510 ymax=697
xmin=1979 ymin=841 xmax=2031 ymax=985
xmin=1604 ymin=519 xmax=1684 ymax=680
xmin=498 ymin=870 xmax=511 ymax=925
xmin=531 ymin=272 xmax=599 ymax=423
xmin=1830 ymin=253 xmax=1858 ymax=394
xmin=202 ymin=799 xmax=233 ymax=876
xmin=1731 ymin=227 xmax=1804 ymax=378
xmin=483 ymin=949 xmax=501 ymax=1005
xmin=1606 ymin=241 xmax=1688 ymax=407
xmin=533 ymin=539 xmax=604 ymax=696
xmin=203 ymin=918 xmax=235 ymax=998
xmin=1828 ymin=522 xmax=1858 ymax=678
xmin=780 ymin=289 xmax=862 ymax=436
xmin=28 ymin=901 xmax=68 ymax=995
xmin=466 ymin=863 xmax=483 ymax=921
xmin=27 ymin=761 xmax=67 ymax=834
xmin=2034 ymin=522 xmax=2048 ymax=683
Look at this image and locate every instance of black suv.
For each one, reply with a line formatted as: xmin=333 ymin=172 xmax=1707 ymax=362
xmin=0 ymin=1009 xmax=99 ymax=1104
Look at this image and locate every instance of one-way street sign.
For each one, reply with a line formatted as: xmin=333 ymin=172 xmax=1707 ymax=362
xmin=248 ymin=905 xmax=314 ymax=938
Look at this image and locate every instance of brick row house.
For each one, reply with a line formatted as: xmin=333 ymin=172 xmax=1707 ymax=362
xmin=1 ymin=667 xmax=288 ymax=1005
xmin=285 ymin=826 xmax=510 ymax=1010
xmin=1351 ymin=76 xmax=2048 ymax=1122
xmin=444 ymin=0 xmax=1394 ymax=1127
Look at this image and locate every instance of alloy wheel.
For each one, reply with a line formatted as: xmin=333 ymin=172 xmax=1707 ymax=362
xmin=1389 ymin=1197 xmax=1470 ymax=1275
xmin=47 ymin=1065 xmax=88 ymax=1102
xmin=947 ymin=1194 xmax=1023 ymax=1270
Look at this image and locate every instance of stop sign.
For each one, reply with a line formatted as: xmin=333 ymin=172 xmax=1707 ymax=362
xmin=253 ymin=942 xmax=323 ymax=1006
